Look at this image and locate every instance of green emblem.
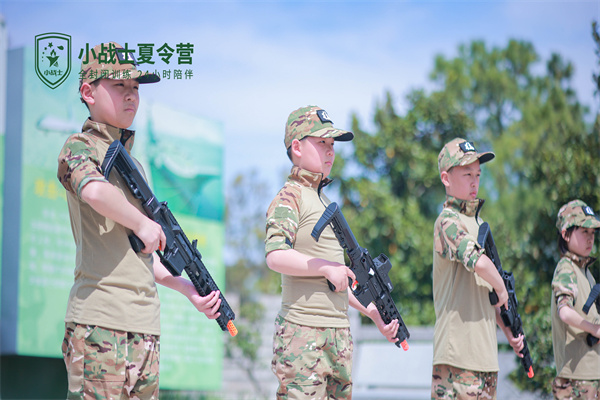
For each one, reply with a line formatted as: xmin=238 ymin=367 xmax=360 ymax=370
xmin=35 ymin=32 xmax=71 ymax=89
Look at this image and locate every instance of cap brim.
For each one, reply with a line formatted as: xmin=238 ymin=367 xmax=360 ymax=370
xmin=478 ymin=151 xmax=495 ymax=165
xmin=311 ymin=127 xmax=354 ymax=142
xmin=136 ymin=72 xmax=161 ymax=84
xmin=584 ymin=217 xmax=600 ymax=229
xmin=335 ymin=130 xmax=354 ymax=142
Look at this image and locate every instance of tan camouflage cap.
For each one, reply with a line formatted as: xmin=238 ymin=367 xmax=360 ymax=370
xmin=79 ymin=42 xmax=160 ymax=88
xmin=284 ymin=105 xmax=353 ymax=149
xmin=556 ymin=199 xmax=600 ymax=232
xmin=438 ymin=137 xmax=495 ymax=174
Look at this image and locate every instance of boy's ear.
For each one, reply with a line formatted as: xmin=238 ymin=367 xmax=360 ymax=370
xmin=80 ymin=83 xmax=95 ymax=106
xmin=561 ymin=229 xmax=570 ymax=242
xmin=290 ymin=139 xmax=302 ymax=159
xmin=440 ymin=170 xmax=450 ymax=188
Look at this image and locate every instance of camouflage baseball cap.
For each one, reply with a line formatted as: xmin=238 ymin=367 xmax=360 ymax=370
xmin=438 ymin=137 xmax=495 ymax=174
xmin=556 ymin=199 xmax=600 ymax=232
xmin=79 ymin=42 xmax=160 ymax=88
xmin=284 ymin=106 xmax=353 ymax=149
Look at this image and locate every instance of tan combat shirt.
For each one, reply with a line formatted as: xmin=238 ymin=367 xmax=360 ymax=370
xmin=432 ymin=196 xmax=499 ymax=372
xmin=57 ymin=119 xmax=160 ymax=335
xmin=265 ymin=166 xmax=349 ymax=328
xmin=552 ymin=252 xmax=600 ymax=379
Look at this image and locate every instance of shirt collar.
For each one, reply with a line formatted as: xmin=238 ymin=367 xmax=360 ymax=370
xmin=289 ymin=166 xmax=332 ymax=189
xmin=82 ymin=118 xmax=136 ymax=152
xmin=444 ymin=195 xmax=484 ymax=217
xmin=564 ymin=250 xmax=597 ymax=269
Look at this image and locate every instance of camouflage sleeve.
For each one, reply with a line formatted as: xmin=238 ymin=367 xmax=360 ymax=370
xmin=434 ymin=210 xmax=484 ymax=271
xmin=265 ymin=181 xmax=301 ymax=256
xmin=57 ymin=133 xmax=109 ymax=198
xmin=552 ymin=261 xmax=577 ymax=312
xmin=555 ymin=294 xmax=574 ymax=313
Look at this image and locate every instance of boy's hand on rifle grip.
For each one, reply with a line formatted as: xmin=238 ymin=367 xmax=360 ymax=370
xmin=490 ymin=287 xmax=509 ymax=311
xmin=134 ymin=218 xmax=165 ymax=253
xmin=497 ymin=289 xmax=509 ymax=311
xmin=323 ymin=264 xmax=355 ymax=292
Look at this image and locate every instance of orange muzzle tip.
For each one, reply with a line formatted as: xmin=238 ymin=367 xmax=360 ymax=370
xmin=527 ymin=367 xmax=534 ymax=379
xmin=400 ymin=340 xmax=409 ymax=351
xmin=227 ymin=320 xmax=238 ymax=337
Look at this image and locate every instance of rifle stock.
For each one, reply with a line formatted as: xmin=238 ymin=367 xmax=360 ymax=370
xmin=478 ymin=222 xmax=534 ymax=378
xmin=311 ymin=202 xmax=410 ymax=351
xmin=101 ymin=140 xmax=237 ymax=336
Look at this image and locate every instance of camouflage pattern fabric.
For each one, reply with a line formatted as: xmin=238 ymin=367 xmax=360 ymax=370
xmin=284 ymin=105 xmax=353 ymax=149
xmin=556 ymin=200 xmax=600 ymax=232
xmin=265 ymin=166 xmax=330 ymax=255
xmin=271 ymin=315 xmax=353 ymax=399
xmin=437 ymin=137 xmax=494 ymax=175
xmin=552 ymin=252 xmax=590 ymax=312
xmin=431 ymin=364 xmax=498 ymax=400
xmin=79 ymin=42 xmax=160 ymax=88
xmin=62 ymin=322 xmax=160 ymax=400
xmin=57 ymin=131 xmax=109 ymax=197
xmin=265 ymin=167 xmax=303 ymax=254
xmin=552 ymin=377 xmax=600 ymax=400
xmin=57 ymin=121 xmax=135 ymax=198
xmin=433 ymin=196 xmax=485 ymax=271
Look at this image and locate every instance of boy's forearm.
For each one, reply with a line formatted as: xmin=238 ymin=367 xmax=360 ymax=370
xmin=349 ymin=292 xmax=380 ymax=322
xmin=152 ymin=254 xmax=193 ymax=297
xmin=559 ymin=305 xmax=600 ymax=337
xmin=266 ymin=249 xmax=331 ymax=277
xmin=474 ymin=255 xmax=506 ymax=297
xmin=496 ymin=307 xmax=510 ymax=331
xmin=81 ymin=180 xmax=147 ymax=232
xmin=349 ymin=290 xmax=369 ymax=315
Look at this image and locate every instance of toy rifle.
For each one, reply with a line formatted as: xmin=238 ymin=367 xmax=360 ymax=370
xmin=101 ymin=140 xmax=237 ymax=336
xmin=311 ymin=202 xmax=410 ymax=351
xmin=582 ymin=283 xmax=600 ymax=346
xmin=477 ymin=222 xmax=534 ymax=378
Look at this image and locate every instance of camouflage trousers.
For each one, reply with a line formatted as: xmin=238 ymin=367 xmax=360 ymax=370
xmin=271 ymin=315 xmax=353 ymax=400
xmin=431 ymin=364 xmax=498 ymax=400
xmin=552 ymin=377 xmax=600 ymax=399
xmin=62 ymin=322 xmax=160 ymax=400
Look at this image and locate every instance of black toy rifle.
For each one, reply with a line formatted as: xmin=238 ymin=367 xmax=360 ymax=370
xmin=311 ymin=202 xmax=410 ymax=351
xmin=101 ymin=140 xmax=237 ymax=336
xmin=477 ymin=222 xmax=534 ymax=378
xmin=582 ymin=283 xmax=600 ymax=346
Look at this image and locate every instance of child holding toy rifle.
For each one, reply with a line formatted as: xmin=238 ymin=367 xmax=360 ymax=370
xmin=265 ymin=105 xmax=400 ymax=399
xmin=551 ymin=200 xmax=600 ymax=399
xmin=431 ymin=138 xmax=525 ymax=400
xmin=311 ymin=201 xmax=410 ymax=350
xmin=57 ymin=42 xmax=223 ymax=399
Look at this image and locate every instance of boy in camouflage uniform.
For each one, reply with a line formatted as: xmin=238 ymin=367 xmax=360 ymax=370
xmin=551 ymin=200 xmax=600 ymax=399
xmin=265 ymin=105 xmax=400 ymax=399
xmin=431 ymin=138 xmax=524 ymax=400
xmin=57 ymin=42 xmax=222 ymax=400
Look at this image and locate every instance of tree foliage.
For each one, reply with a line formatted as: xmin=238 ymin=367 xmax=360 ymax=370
xmin=333 ymin=35 xmax=599 ymax=395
